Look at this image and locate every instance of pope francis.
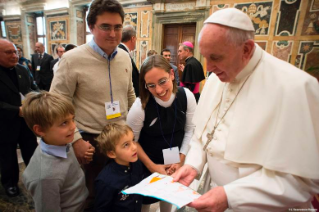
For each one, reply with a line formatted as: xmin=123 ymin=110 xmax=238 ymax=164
xmin=173 ymin=8 xmax=319 ymax=212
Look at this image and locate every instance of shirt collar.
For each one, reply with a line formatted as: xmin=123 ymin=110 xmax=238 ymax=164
xmin=89 ymin=39 xmax=118 ymax=60
xmin=40 ymin=139 xmax=70 ymax=158
xmin=110 ymin=160 xmax=132 ymax=174
xmin=233 ymin=43 xmax=263 ymax=83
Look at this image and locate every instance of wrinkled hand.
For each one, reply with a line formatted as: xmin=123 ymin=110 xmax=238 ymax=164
xmin=84 ymin=145 xmax=95 ymax=163
xmin=19 ymin=107 xmax=23 ymax=117
xmin=151 ymin=164 xmax=171 ymax=175
xmin=73 ymin=139 xmax=93 ymax=164
xmin=188 ymin=186 xmax=228 ymax=212
xmin=166 ymin=163 xmax=182 ymax=175
xmin=172 ymin=164 xmax=197 ymax=186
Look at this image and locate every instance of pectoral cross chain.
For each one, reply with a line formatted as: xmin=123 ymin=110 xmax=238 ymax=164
xmin=203 ymin=126 xmax=216 ymax=150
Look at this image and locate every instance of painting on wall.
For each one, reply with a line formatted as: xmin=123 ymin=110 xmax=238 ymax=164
xmin=6 ymin=22 xmax=22 ymax=43
xmin=50 ymin=20 xmax=67 ymax=40
xmin=28 ymin=24 xmax=36 ymax=53
xmin=301 ymin=0 xmax=319 ymax=35
xmin=275 ymin=0 xmax=301 ymax=36
xmin=235 ymin=2 xmax=273 ymax=36
xmin=296 ymin=41 xmax=319 ymax=81
xmin=272 ymin=41 xmax=293 ymax=62
xmin=124 ymin=12 xmax=138 ymax=29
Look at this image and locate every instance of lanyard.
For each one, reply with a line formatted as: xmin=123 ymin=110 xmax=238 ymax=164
xmin=107 ymin=56 xmax=114 ymax=103
xmin=155 ymin=99 xmax=177 ymax=149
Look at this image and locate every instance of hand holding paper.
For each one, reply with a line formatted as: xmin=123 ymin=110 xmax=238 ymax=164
xmin=122 ymin=172 xmax=201 ymax=209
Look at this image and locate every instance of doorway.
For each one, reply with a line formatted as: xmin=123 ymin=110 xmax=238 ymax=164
xmin=162 ymin=23 xmax=196 ymax=79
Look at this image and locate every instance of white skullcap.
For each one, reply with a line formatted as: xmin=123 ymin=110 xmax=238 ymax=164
xmin=204 ymin=8 xmax=255 ymax=32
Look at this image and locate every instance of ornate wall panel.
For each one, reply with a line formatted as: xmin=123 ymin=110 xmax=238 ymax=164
xmin=271 ymin=40 xmax=293 ymax=62
xmin=124 ymin=5 xmax=152 ymax=69
xmin=5 ymin=21 xmax=22 ymax=44
xmin=301 ymin=0 xmax=319 ymax=35
xmin=46 ymin=15 xmax=70 ymax=56
xmin=296 ymin=41 xmax=319 ymax=80
xmin=275 ymin=0 xmax=301 ymax=36
xmin=235 ymin=2 xmax=273 ymax=36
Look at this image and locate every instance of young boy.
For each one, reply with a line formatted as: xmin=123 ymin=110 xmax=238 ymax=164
xmin=22 ymin=91 xmax=90 ymax=211
xmin=94 ymin=123 xmax=143 ymax=212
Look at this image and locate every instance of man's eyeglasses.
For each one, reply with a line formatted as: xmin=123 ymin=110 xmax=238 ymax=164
xmin=145 ymin=77 xmax=170 ymax=90
xmin=3 ymin=50 xmax=19 ymax=55
xmin=97 ymin=24 xmax=123 ymax=32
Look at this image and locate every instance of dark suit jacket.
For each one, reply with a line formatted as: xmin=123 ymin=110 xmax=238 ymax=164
xmin=50 ymin=58 xmax=59 ymax=73
xmin=118 ymin=44 xmax=139 ymax=97
xmin=0 ymin=64 xmax=39 ymax=143
xmin=31 ymin=53 xmax=54 ymax=86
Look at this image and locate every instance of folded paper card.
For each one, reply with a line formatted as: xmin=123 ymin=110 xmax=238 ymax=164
xmin=122 ymin=172 xmax=201 ymax=209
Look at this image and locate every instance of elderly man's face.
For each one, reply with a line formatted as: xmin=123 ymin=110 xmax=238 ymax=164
xmin=178 ymin=46 xmax=188 ymax=61
xmin=0 ymin=40 xmax=19 ymax=68
xmin=57 ymin=47 xmax=65 ymax=58
xmin=90 ymin=12 xmax=123 ymax=55
xmin=35 ymin=43 xmax=44 ymax=54
xmin=199 ymin=24 xmax=247 ymax=82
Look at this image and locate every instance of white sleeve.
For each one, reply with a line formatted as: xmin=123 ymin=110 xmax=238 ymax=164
xmin=184 ymin=135 xmax=207 ymax=175
xmin=126 ymin=98 xmax=145 ymax=142
xmin=224 ymin=168 xmax=319 ymax=212
xmin=180 ymin=88 xmax=197 ymax=155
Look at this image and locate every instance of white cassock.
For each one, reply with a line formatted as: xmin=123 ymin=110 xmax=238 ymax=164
xmin=185 ymin=44 xmax=319 ymax=211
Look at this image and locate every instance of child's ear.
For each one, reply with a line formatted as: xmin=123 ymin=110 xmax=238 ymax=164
xmin=33 ymin=124 xmax=46 ymax=137
xmin=106 ymin=151 xmax=116 ymax=159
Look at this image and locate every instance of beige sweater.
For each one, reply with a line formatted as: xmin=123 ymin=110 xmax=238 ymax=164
xmin=50 ymin=44 xmax=136 ymax=137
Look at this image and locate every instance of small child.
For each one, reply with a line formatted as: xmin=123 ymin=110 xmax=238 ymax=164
xmin=94 ymin=123 xmax=143 ymax=212
xmin=22 ymin=91 xmax=89 ymax=212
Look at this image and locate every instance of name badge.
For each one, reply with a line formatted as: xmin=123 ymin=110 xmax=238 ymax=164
xmin=20 ymin=92 xmax=25 ymax=104
xmin=36 ymin=66 xmax=41 ymax=71
xmin=105 ymin=101 xmax=121 ymax=120
xmin=162 ymin=147 xmax=180 ymax=165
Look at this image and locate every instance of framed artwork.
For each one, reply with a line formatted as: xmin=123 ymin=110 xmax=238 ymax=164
xmin=50 ymin=20 xmax=67 ymax=41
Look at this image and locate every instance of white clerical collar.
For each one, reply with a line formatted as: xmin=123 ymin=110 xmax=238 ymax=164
xmin=233 ymin=44 xmax=263 ymax=83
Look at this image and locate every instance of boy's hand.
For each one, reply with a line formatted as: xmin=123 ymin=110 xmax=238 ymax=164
xmin=73 ymin=139 xmax=93 ymax=164
xmin=84 ymin=145 xmax=95 ymax=163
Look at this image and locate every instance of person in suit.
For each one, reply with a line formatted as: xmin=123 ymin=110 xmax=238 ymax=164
xmin=50 ymin=45 xmax=65 ymax=74
xmin=0 ymin=39 xmax=38 ymax=197
xmin=161 ymin=48 xmax=180 ymax=85
xmin=31 ymin=42 xmax=54 ymax=91
xmin=118 ymin=25 xmax=140 ymax=97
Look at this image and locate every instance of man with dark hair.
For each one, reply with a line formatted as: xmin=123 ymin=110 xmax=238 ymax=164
xmin=50 ymin=0 xmax=135 ymax=210
xmin=50 ymin=45 xmax=65 ymax=74
xmin=118 ymin=25 xmax=139 ymax=96
xmin=31 ymin=42 xmax=54 ymax=91
xmin=0 ymin=39 xmax=38 ymax=197
xmin=161 ymin=48 xmax=180 ymax=85
xmin=178 ymin=41 xmax=205 ymax=102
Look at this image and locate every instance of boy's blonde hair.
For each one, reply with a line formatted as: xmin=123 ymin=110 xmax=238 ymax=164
xmin=96 ymin=123 xmax=133 ymax=155
xmin=22 ymin=91 xmax=75 ymax=134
